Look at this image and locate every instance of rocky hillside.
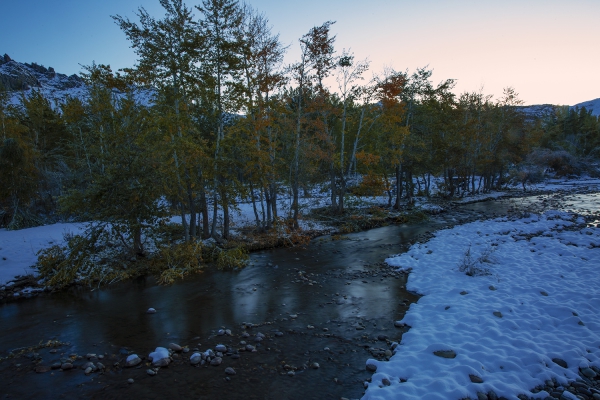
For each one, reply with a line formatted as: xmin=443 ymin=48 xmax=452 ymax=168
xmin=573 ymin=97 xmax=600 ymax=116
xmin=0 ymin=53 xmax=87 ymax=106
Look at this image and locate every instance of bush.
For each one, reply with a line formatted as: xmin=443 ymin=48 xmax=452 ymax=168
xmin=151 ymin=241 xmax=205 ymax=285
xmin=526 ymin=149 xmax=580 ymax=176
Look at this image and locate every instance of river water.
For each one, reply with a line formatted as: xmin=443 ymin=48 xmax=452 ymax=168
xmin=1 ymin=192 xmax=598 ymax=399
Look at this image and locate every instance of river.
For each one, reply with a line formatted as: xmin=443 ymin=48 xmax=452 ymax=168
xmin=1 ymin=191 xmax=598 ymax=399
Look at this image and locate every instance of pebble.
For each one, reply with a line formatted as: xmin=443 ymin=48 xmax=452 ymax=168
xmin=127 ymin=378 xmax=134 ymax=384
xmin=146 ymin=308 xmax=157 ymax=314
xmin=225 ymin=367 xmax=236 ymax=375
xmin=147 ymin=369 xmax=156 ymax=376
xmin=433 ymin=350 xmax=456 ymax=359
xmin=287 ymin=371 xmax=295 ymax=377
xmin=168 ymin=343 xmax=182 ymax=352
xmin=394 ymin=321 xmax=405 ymax=328
xmin=61 ymin=363 xmax=73 ymax=371
xmin=493 ymin=311 xmax=503 ymax=318
xmin=215 ymin=344 xmax=227 ymax=353
xmin=311 ymin=362 xmax=320 ymax=369
xmin=553 ymin=358 xmax=568 ymax=368
xmin=469 ymin=374 xmax=484 ymax=383
xmin=190 ymin=353 xmax=202 ymax=365
xmin=210 ymin=357 xmax=222 ymax=366
xmin=84 ymin=366 xmax=93 ymax=375
xmin=581 ymin=367 xmax=597 ymax=379
xmin=366 ymin=363 xmax=377 ymax=372
xmin=125 ymin=354 xmax=142 ymax=367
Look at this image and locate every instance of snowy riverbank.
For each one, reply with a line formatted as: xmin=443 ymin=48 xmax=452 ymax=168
xmin=364 ymin=211 xmax=600 ymax=400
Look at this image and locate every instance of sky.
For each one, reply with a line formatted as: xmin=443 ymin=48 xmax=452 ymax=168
xmin=1 ymin=0 xmax=599 ymax=106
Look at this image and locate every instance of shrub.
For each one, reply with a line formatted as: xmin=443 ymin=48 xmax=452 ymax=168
xmin=458 ymin=245 xmax=496 ymax=276
xmin=526 ymin=149 xmax=580 ymax=176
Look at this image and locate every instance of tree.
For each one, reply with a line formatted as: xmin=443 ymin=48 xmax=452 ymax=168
xmin=196 ymin=0 xmax=245 ymax=239
xmin=335 ymin=49 xmax=369 ymax=212
xmin=61 ymin=65 xmax=166 ymax=257
xmin=113 ymin=0 xmax=203 ymax=241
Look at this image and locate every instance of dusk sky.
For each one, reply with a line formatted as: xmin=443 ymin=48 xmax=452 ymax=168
xmin=2 ymin=0 xmax=599 ymax=106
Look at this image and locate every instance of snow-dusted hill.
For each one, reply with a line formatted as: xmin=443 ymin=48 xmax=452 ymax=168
xmin=573 ymin=97 xmax=600 ymax=116
xmin=0 ymin=53 xmax=153 ymax=108
xmin=0 ymin=53 xmax=88 ymax=107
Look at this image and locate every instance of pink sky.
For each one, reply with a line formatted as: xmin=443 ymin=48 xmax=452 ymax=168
xmin=2 ymin=0 xmax=598 ymax=105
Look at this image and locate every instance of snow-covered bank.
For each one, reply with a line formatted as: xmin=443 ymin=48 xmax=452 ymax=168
xmin=0 ymin=223 xmax=84 ymax=285
xmin=364 ymin=212 xmax=600 ymax=400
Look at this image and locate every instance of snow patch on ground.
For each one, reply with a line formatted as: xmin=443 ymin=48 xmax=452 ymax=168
xmin=0 ymin=223 xmax=84 ymax=285
xmin=364 ymin=212 xmax=600 ymax=400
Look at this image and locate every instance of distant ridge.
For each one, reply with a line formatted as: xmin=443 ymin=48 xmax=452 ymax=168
xmin=572 ymin=98 xmax=600 ymax=116
xmin=0 ymin=53 xmax=87 ymax=106
xmin=0 ymin=54 xmax=152 ymax=108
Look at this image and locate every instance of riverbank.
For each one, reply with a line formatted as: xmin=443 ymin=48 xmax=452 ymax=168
xmin=2 ymin=177 xmax=600 ymax=302
xmin=367 ymin=198 xmax=600 ymax=400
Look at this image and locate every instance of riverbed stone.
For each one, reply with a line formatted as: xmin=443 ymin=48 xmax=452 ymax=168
xmin=190 ymin=353 xmax=202 ymax=365
xmin=146 ymin=308 xmax=157 ymax=314
xmin=168 ymin=343 xmax=182 ymax=352
xmin=210 ymin=357 xmax=222 ymax=366
xmin=433 ymin=350 xmax=456 ymax=359
xmin=469 ymin=374 xmax=484 ymax=383
xmin=225 ymin=367 xmax=236 ymax=375
xmin=125 ymin=354 xmax=142 ymax=367
xmin=552 ymin=358 xmax=568 ymax=368
xmin=61 ymin=363 xmax=73 ymax=371
xmin=581 ymin=367 xmax=597 ymax=379
xmin=215 ymin=344 xmax=227 ymax=353
xmin=366 ymin=363 xmax=377 ymax=372
xmin=147 ymin=369 xmax=156 ymax=376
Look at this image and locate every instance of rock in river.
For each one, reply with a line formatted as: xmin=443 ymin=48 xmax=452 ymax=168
xmin=125 ymin=354 xmax=142 ymax=367
xmin=149 ymin=347 xmax=171 ymax=367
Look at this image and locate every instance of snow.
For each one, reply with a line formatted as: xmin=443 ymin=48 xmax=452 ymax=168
xmin=0 ymin=223 xmax=84 ymax=285
xmin=126 ymin=354 xmax=139 ymax=363
xmin=364 ymin=211 xmax=600 ymax=400
xmin=572 ymin=97 xmax=600 ymax=117
xmin=148 ymin=347 xmax=169 ymax=362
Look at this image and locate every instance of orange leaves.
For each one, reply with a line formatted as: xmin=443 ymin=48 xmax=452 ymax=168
xmin=356 ymin=150 xmax=380 ymax=166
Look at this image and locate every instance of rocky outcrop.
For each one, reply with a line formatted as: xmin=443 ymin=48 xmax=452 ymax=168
xmin=0 ymin=54 xmax=86 ymax=105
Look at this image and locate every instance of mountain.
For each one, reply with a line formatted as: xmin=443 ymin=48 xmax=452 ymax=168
xmin=514 ymin=104 xmax=558 ymax=121
xmin=572 ymin=98 xmax=600 ymax=117
xmin=0 ymin=54 xmax=152 ymax=108
xmin=0 ymin=53 xmax=87 ymax=106
xmin=514 ymin=98 xmax=600 ymax=121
